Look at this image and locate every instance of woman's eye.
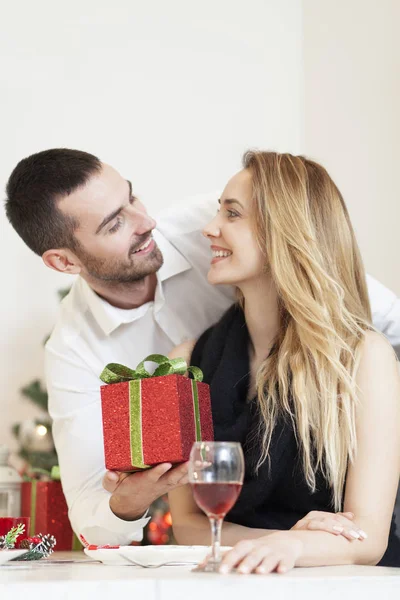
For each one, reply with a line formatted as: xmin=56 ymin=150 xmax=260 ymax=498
xmin=109 ymin=217 xmax=123 ymax=234
xmin=226 ymin=209 xmax=239 ymax=218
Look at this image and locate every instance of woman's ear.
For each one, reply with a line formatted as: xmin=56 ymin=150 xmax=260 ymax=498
xmin=42 ymin=248 xmax=82 ymax=275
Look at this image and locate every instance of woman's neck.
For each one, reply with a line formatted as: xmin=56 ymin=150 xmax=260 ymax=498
xmin=240 ymin=276 xmax=280 ymax=361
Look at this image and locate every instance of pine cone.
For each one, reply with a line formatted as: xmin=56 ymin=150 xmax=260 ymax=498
xmin=35 ymin=533 xmax=56 ymax=557
xmin=0 ymin=536 xmax=8 ymax=550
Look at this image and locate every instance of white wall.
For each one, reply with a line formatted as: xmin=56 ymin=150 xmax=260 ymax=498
xmin=0 ymin=1 xmax=303 ymax=451
xmin=303 ymin=0 xmax=400 ymax=296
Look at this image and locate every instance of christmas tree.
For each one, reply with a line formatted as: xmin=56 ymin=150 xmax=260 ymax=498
xmin=12 ymin=288 xmax=173 ymax=545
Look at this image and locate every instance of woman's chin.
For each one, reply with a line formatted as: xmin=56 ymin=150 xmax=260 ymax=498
xmin=207 ymin=269 xmax=231 ymax=286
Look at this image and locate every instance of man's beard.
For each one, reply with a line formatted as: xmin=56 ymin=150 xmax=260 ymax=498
xmin=76 ymin=240 xmax=164 ymax=284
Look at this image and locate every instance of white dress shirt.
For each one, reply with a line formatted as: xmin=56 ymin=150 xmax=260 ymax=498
xmin=46 ymin=192 xmax=400 ymax=546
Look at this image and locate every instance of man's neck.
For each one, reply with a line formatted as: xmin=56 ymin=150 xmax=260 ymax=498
xmin=82 ymin=273 xmax=158 ymax=309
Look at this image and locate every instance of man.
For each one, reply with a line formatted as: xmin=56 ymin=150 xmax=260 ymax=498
xmin=5 ymin=148 xmax=400 ymax=545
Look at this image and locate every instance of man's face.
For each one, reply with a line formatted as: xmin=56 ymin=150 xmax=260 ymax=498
xmin=58 ymin=163 xmax=163 ymax=282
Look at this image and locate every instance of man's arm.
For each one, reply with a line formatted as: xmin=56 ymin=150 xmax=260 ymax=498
xmin=46 ymin=345 xmax=151 ymax=545
xmin=46 ymin=344 xmax=189 ymax=545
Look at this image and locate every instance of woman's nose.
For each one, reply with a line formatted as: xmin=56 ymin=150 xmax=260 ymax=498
xmin=202 ymin=216 xmax=221 ymax=238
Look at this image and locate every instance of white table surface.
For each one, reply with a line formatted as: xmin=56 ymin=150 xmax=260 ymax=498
xmin=1 ymin=551 xmax=399 ymax=600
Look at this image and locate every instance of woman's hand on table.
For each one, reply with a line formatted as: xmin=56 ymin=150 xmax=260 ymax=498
xmin=216 ymin=533 xmax=303 ymax=574
xmin=291 ymin=510 xmax=368 ymax=542
xmin=201 ymin=511 xmax=368 ymax=575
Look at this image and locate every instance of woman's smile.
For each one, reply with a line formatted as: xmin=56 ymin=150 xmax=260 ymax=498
xmin=210 ymin=244 xmax=232 ymax=264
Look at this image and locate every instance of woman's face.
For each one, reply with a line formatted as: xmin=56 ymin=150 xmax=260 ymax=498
xmin=203 ymin=169 xmax=265 ymax=287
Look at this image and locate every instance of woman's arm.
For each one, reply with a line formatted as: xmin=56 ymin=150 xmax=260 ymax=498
xmin=169 ymin=484 xmax=274 ymax=546
xmin=297 ymin=331 xmax=400 ymax=566
xmin=216 ymin=331 xmax=400 ymax=573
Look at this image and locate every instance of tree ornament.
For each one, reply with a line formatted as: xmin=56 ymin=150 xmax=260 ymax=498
xmin=0 ymin=524 xmax=25 ymax=550
xmin=17 ymin=419 xmax=54 ymax=453
xmin=17 ymin=536 xmax=41 ymax=550
xmin=12 ymin=533 xmax=56 ymax=561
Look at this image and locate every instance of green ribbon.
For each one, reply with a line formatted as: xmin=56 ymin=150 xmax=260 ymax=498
xmin=30 ymin=481 xmax=36 ymax=536
xmin=23 ymin=466 xmax=61 ymax=536
xmin=191 ymin=380 xmax=202 ymax=442
xmin=129 ymin=379 xmax=148 ymax=468
xmin=100 ymin=354 xmax=204 ymax=468
xmin=100 ymin=353 xmax=203 ymax=384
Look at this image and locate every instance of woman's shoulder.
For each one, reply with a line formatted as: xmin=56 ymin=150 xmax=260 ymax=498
xmin=356 ymin=329 xmax=400 ymax=406
xmin=359 ymin=330 xmax=397 ymax=367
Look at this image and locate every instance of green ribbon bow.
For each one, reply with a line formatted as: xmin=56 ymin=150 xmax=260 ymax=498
xmin=22 ymin=466 xmax=60 ymax=482
xmin=100 ymin=353 xmax=203 ymax=384
xmin=100 ymin=354 xmax=204 ymax=469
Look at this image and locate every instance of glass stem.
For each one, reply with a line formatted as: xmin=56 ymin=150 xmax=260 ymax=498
xmin=209 ymin=517 xmax=223 ymax=564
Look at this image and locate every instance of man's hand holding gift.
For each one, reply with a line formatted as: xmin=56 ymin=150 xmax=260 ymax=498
xmin=103 ymin=462 xmax=189 ymax=521
xmin=99 ymin=353 xmax=211 ymax=521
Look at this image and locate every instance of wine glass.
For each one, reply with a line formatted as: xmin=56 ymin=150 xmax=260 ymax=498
xmin=189 ymin=441 xmax=245 ymax=572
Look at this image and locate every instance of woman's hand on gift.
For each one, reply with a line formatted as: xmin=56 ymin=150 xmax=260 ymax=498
xmin=104 ymin=462 xmax=189 ymax=521
xmin=291 ymin=510 xmax=368 ymax=542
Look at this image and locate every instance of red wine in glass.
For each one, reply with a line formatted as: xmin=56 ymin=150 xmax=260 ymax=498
xmin=189 ymin=442 xmax=245 ymax=572
xmin=192 ymin=482 xmax=242 ymax=518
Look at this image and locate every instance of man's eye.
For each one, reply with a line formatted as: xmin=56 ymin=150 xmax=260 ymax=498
xmin=109 ymin=217 xmax=123 ymax=234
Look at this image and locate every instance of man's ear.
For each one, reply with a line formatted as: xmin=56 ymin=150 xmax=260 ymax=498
xmin=42 ymin=248 xmax=82 ymax=274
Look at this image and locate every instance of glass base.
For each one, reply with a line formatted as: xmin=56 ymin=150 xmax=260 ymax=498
xmin=192 ymin=561 xmax=222 ymax=573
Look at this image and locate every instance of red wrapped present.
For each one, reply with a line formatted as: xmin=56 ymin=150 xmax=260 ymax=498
xmin=21 ymin=467 xmax=82 ymax=551
xmin=100 ymin=354 xmax=214 ymax=471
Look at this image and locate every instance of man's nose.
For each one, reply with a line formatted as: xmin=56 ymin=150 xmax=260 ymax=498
xmin=132 ymin=208 xmax=156 ymax=235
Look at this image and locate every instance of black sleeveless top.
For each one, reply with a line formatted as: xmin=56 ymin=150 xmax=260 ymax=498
xmin=191 ymin=304 xmax=400 ymax=567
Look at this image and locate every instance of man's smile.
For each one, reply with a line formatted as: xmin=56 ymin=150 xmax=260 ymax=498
xmin=131 ymin=235 xmax=155 ymax=255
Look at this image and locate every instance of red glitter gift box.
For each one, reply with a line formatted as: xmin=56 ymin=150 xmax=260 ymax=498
xmin=100 ymin=354 xmax=214 ymax=471
xmin=21 ymin=478 xmax=81 ymax=550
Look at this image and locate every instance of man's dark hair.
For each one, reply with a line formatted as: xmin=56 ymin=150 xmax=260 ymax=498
xmin=5 ymin=148 xmax=102 ymax=256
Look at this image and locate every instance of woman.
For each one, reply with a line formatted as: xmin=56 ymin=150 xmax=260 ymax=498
xmin=168 ymin=151 xmax=400 ymax=573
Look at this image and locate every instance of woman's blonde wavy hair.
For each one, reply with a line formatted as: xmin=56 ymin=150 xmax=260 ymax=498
xmin=243 ymin=151 xmax=372 ymax=510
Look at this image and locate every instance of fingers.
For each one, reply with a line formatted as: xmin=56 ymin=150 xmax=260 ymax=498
xmin=292 ymin=510 xmax=367 ymax=541
xmin=257 ymin=554 xmax=295 ymax=575
xmin=218 ymin=540 xmax=295 ymax=575
xmin=235 ymin=547 xmax=272 ymax=574
xmin=219 ymin=540 xmax=255 ymax=574
xmin=304 ymin=517 xmax=367 ymax=541
xmin=159 ymin=462 xmax=189 ymax=488
xmin=145 ymin=463 xmax=173 ymax=482
xmin=102 ymin=470 xmax=129 ymax=493
xmin=328 ymin=514 xmax=367 ymax=540
xmin=340 ymin=512 xmax=354 ymax=519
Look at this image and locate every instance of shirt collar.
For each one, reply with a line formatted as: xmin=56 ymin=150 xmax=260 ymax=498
xmin=78 ymin=229 xmax=191 ymax=336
